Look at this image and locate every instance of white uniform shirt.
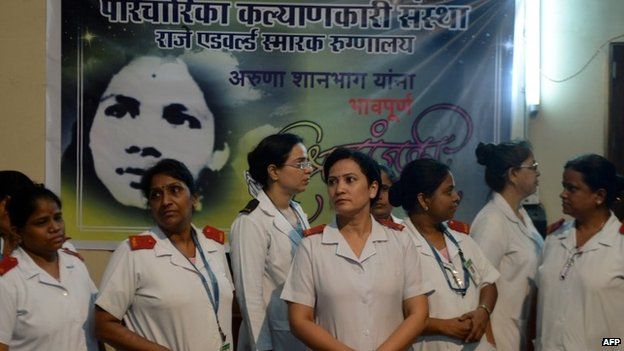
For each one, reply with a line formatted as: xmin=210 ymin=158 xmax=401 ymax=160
xmin=471 ymin=193 xmax=544 ymax=351
xmin=281 ymin=216 xmax=432 ymax=351
xmin=536 ymin=213 xmax=624 ymax=351
xmin=0 ymin=247 xmax=98 ymax=351
xmin=230 ymin=190 xmax=309 ymax=351
xmin=96 ymin=225 xmax=234 ymax=351
xmin=404 ymin=219 xmax=499 ymax=351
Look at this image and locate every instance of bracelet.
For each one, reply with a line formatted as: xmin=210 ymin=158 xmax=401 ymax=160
xmin=478 ymin=304 xmax=491 ymax=316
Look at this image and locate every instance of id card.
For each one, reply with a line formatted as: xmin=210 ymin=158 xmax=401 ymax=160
xmin=464 ymin=259 xmax=482 ymax=286
xmin=220 ymin=343 xmax=231 ymax=351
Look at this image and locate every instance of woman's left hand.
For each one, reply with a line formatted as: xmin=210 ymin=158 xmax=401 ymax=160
xmin=459 ymin=307 xmax=489 ymax=343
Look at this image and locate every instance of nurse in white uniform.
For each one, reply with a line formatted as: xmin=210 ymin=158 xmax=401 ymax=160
xmin=0 ymin=185 xmax=98 ymax=351
xmin=0 ymin=171 xmax=36 ymax=259
xmin=371 ymin=164 xmax=403 ymax=225
xmin=471 ymin=141 xmax=543 ymax=350
xmin=282 ymin=148 xmax=430 ymax=351
xmin=230 ymin=133 xmax=312 ymax=351
xmin=390 ymin=158 xmax=499 ymax=351
xmin=95 ymin=159 xmax=233 ymax=351
xmin=537 ymin=154 xmax=624 ymax=351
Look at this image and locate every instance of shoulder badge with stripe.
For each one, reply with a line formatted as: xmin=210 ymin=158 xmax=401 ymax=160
xmin=0 ymin=256 xmax=18 ymax=276
xmin=303 ymin=224 xmax=326 ymax=237
xmin=547 ymin=218 xmax=565 ymax=235
xmin=203 ymin=225 xmax=225 ymax=244
xmin=61 ymin=248 xmax=84 ymax=261
xmin=128 ymin=235 xmax=156 ymax=250
xmin=619 ymin=222 xmax=624 ymax=235
xmin=447 ymin=220 xmax=470 ymax=235
xmin=379 ymin=219 xmax=405 ymax=231
xmin=239 ymin=199 xmax=259 ymax=214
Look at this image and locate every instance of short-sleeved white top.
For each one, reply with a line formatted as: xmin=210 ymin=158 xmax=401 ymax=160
xmin=95 ymin=225 xmax=234 ymax=351
xmin=281 ymin=216 xmax=433 ymax=351
xmin=536 ymin=213 xmax=624 ymax=351
xmin=0 ymin=247 xmax=98 ymax=351
xmin=471 ymin=193 xmax=543 ymax=351
xmin=404 ymin=218 xmax=499 ymax=351
xmin=230 ymin=190 xmax=309 ymax=351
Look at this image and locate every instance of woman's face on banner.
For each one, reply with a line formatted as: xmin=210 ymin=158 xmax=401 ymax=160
xmin=89 ymin=56 xmax=215 ymax=208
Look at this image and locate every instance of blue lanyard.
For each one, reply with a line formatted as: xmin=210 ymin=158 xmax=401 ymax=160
xmin=424 ymin=225 xmax=472 ymax=297
xmin=177 ymin=229 xmax=226 ymax=342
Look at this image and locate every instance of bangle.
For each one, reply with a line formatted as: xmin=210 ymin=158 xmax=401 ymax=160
xmin=478 ymin=304 xmax=491 ymax=316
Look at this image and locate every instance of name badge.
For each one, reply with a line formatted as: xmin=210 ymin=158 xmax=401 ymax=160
xmin=464 ymin=258 xmax=482 ymax=286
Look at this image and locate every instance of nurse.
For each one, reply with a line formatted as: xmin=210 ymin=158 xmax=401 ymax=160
xmin=94 ymin=158 xmax=233 ymax=350
xmin=390 ymin=158 xmax=499 ymax=351
xmin=0 ymin=171 xmax=35 ymax=258
xmin=536 ymin=154 xmax=624 ymax=350
xmin=471 ymin=141 xmax=543 ymax=350
xmin=230 ymin=133 xmax=312 ymax=351
xmin=371 ymin=164 xmax=402 ymax=225
xmin=282 ymin=147 xmax=430 ymax=351
xmin=0 ymin=185 xmax=98 ymax=351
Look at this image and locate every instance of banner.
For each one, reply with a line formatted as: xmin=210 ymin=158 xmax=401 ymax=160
xmin=49 ymin=0 xmax=515 ymax=248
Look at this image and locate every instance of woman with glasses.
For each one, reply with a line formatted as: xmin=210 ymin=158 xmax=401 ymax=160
xmin=230 ymin=133 xmax=312 ymax=351
xmin=94 ymin=159 xmax=233 ymax=351
xmin=371 ymin=165 xmax=402 ymax=225
xmin=282 ymin=148 xmax=430 ymax=351
xmin=471 ymin=141 xmax=543 ymax=350
xmin=390 ymin=158 xmax=499 ymax=351
xmin=536 ymin=154 xmax=624 ymax=350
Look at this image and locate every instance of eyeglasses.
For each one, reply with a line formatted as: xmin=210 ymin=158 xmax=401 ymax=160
xmin=284 ymin=161 xmax=313 ymax=170
xmin=518 ymin=161 xmax=539 ymax=172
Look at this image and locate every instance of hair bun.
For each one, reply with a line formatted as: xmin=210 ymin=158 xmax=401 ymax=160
xmin=388 ymin=181 xmax=403 ymax=207
xmin=475 ymin=142 xmax=494 ymax=166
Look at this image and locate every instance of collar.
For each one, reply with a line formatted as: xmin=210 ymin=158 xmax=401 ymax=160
xmin=151 ymin=225 xmax=218 ymax=272
xmin=557 ymin=212 xmax=620 ymax=251
xmin=492 ymin=193 xmax=543 ymax=244
xmin=404 ymin=218 xmax=465 ymax=259
xmin=321 ymin=215 xmax=387 ymax=263
xmin=492 ymin=192 xmax=522 ymax=225
xmin=12 ymin=247 xmax=74 ymax=286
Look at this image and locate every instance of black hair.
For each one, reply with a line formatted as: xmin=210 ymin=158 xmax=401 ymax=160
xmin=564 ymin=154 xmax=623 ymax=208
xmin=0 ymin=170 xmax=35 ymax=200
xmin=389 ymin=158 xmax=450 ymax=215
xmin=378 ymin=164 xmax=398 ymax=183
xmin=139 ymin=159 xmax=197 ymax=199
xmin=8 ymin=185 xmax=62 ymax=229
xmin=323 ymin=147 xmax=381 ymax=204
xmin=475 ymin=140 xmax=533 ymax=192
xmin=247 ymin=133 xmax=304 ymax=188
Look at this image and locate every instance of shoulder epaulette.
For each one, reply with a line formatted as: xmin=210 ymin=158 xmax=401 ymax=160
xmin=61 ymin=248 xmax=84 ymax=261
xmin=203 ymin=225 xmax=225 ymax=244
xmin=447 ymin=220 xmax=470 ymax=235
xmin=379 ymin=219 xmax=405 ymax=231
xmin=547 ymin=218 xmax=565 ymax=235
xmin=239 ymin=199 xmax=259 ymax=214
xmin=619 ymin=222 xmax=624 ymax=235
xmin=0 ymin=256 xmax=18 ymax=276
xmin=128 ymin=235 xmax=156 ymax=250
xmin=303 ymin=224 xmax=326 ymax=237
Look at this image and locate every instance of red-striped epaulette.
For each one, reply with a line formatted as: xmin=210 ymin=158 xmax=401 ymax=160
xmin=203 ymin=225 xmax=225 ymax=245
xmin=378 ymin=219 xmax=405 ymax=231
xmin=128 ymin=235 xmax=157 ymax=250
xmin=303 ymin=224 xmax=326 ymax=237
xmin=0 ymin=256 xmax=18 ymax=276
xmin=619 ymin=222 xmax=624 ymax=235
xmin=447 ymin=220 xmax=470 ymax=235
xmin=547 ymin=218 xmax=565 ymax=235
xmin=61 ymin=248 xmax=84 ymax=261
